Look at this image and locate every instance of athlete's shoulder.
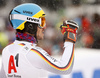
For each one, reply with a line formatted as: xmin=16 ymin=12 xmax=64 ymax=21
xmin=31 ymin=45 xmax=44 ymax=52
xmin=1 ymin=43 xmax=14 ymax=56
xmin=30 ymin=45 xmax=47 ymax=55
xmin=2 ymin=42 xmax=13 ymax=50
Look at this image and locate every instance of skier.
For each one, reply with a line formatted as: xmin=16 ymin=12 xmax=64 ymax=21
xmin=0 ymin=3 xmax=79 ymax=78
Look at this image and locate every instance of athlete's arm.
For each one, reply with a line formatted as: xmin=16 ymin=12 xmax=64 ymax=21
xmin=0 ymin=63 xmax=7 ymax=78
xmin=27 ymin=41 xmax=74 ymax=75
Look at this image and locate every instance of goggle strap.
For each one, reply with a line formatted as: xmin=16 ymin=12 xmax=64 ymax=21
xmin=10 ymin=14 xmax=41 ymax=24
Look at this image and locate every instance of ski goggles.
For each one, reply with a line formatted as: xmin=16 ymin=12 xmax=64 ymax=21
xmin=39 ymin=16 xmax=46 ymax=28
xmin=10 ymin=14 xmax=46 ymax=28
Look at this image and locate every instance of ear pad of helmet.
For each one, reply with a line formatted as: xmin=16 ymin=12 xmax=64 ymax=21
xmin=24 ymin=22 xmax=38 ymax=34
xmin=28 ymin=24 xmax=33 ymax=29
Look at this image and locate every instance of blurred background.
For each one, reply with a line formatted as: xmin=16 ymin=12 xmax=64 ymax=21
xmin=0 ymin=0 xmax=100 ymax=78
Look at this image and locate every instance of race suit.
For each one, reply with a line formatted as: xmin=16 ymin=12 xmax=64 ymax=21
xmin=0 ymin=40 xmax=74 ymax=78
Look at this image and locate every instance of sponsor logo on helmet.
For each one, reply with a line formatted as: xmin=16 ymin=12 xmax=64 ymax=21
xmin=23 ymin=11 xmax=33 ymax=14
xmin=27 ymin=17 xmax=39 ymax=22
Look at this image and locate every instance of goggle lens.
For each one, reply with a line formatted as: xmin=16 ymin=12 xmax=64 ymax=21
xmin=40 ymin=17 xmax=46 ymax=28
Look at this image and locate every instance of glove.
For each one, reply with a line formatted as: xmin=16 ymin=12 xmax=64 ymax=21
xmin=60 ymin=20 xmax=79 ymax=43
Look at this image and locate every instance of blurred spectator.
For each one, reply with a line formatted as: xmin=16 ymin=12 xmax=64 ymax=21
xmin=0 ymin=0 xmax=6 ymax=7
xmin=81 ymin=15 xmax=91 ymax=33
xmin=72 ymin=0 xmax=81 ymax=5
xmin=74 ymin=15 xmax=82 ymax=27
xmin=0 ymin=32 xmax=8 ymax=53
xmin=91 ymin=13 xmax=100 ymax=49
xmin=5 ymin=21 xmax=15 ymax=44
xmin=0 ymin=17 xmax=6 ymax=31
xmin=80 ymin=15 xmax=94 ymax=48
xmin=81 ymin=33 xmax=94 ymax=48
